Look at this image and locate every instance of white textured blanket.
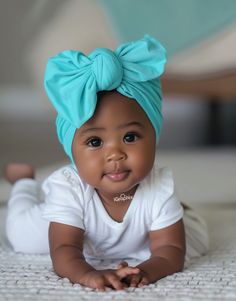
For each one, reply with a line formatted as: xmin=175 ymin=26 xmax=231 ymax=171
xmin=1 ymin=204 xmax=236 ymax=301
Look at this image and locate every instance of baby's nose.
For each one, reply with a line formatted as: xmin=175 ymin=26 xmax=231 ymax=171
xmin=106 ymin=149 xmax=127 ymax=162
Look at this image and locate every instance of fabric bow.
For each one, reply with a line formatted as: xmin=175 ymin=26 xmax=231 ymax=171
xmin=44 ymin=35 xmax=167 ymax=161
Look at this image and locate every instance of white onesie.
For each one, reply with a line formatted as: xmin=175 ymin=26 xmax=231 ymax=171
xmin=42 ymin=164 xmax=183 ymax=262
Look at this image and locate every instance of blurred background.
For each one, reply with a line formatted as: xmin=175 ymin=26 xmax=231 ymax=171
xmin=0 ymin=0 xmax=236 ymax=204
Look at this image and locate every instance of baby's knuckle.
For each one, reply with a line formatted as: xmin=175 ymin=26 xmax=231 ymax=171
xmin=94 ymin=277 xmax=105 ymax=287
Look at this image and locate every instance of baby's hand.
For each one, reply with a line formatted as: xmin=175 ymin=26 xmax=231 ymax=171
xmin=117 ymin=261 xmax=149 ymax=288
xmin=79 ymin=265 xmax=140 ymax=291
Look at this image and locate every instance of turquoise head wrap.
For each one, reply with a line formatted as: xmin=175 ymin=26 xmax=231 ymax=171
xmin=44 ymin=35 xmax=166 ymax=162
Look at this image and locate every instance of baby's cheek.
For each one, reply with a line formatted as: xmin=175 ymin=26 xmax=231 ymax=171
xmin=77 ymin=157 xmax=102 ymax=184
xmin=130 ymin=155 xmax=153 ymax=180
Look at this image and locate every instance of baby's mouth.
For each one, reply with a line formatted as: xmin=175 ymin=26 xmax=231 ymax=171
xmin=104 ymin=170 xmax=130 ymax=182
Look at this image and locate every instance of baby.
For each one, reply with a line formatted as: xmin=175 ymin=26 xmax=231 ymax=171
xmin=4 ymin=35 xmax=208 ymax=291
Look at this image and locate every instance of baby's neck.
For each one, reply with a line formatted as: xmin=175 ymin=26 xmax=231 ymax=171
xmin=96 ymin=185 xmax=138 ymax=206
xmin=96 ymin=186 xmax=138 ymax=223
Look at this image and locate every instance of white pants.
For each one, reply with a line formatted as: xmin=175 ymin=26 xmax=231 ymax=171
xmin=6 ymin=179 xmax=209 ymax=260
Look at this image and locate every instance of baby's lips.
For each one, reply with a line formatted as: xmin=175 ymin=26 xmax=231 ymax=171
xmin=105 ymin=171 xmax=130 ymax=181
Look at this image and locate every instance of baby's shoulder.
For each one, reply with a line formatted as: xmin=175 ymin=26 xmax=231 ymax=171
xmin=143 ymin=164 xmax=175 ymax=202
xmin=148 ymin=163 xmax=174 ymax=188
xmin=43 ymin=164 xmax=92 ymax=197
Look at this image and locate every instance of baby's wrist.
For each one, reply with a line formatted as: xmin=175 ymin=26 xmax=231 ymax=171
xmin=77 ymin=268 xmax=97 ymax=286
xmin=135 ymin=265 xmax=151 ymax=282
xmin=62 ymin=258 xmax=95 ymax=285
xmin=138 ymin=267 xmax=149 ymax=278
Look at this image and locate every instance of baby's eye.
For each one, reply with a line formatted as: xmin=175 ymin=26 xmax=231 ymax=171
xmin=87 ymin=137 xmax=103 ymax=148
xmin=123 ymin=133 xmax=139 ymax=143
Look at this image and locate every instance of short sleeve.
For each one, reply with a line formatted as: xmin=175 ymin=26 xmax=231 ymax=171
xmin=150 ymin=167 xmax=184 ymax=231
xmin=41 ymin=166 xmax=85 ymax=229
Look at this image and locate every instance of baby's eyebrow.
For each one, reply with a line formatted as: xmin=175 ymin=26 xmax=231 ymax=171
xmin=117 ymin=121 xmax=145 ymax=130
xmin=80 ymin=122 xmax=144 ymax=136
xmin=80 ymin=127 xmax=105 ymax=136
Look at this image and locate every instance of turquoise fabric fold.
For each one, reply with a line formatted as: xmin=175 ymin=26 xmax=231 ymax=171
xmin=44 ymin=35 xmax=167 ymax=162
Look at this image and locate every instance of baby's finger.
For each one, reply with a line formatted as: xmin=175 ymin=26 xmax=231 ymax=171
xmin=138 ymin=276 xmax=149 ymax=287
xmin=97 ymin=286 xmax=106 ymax=292
xmin=117 ymin=261 xmax=128 ymax=269
xmin=116 ymin=266 xmax=140 ymax=278
xmin=107 ymin=275 xmax=125 ymax=291
xmin=129 ymin=275 xmax=141 ymax=287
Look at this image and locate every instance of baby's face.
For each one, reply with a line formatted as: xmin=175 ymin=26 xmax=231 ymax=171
xmin=72 ymin=91 xmax=156 ymax=199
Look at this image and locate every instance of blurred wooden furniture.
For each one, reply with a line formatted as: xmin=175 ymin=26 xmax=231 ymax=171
xmin=162 ymin=70 xmax=236 ymax=98
xmin=162 ymin=69 xmax=236 ymax=145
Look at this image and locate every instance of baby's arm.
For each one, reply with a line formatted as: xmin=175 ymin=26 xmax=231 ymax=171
xmin=49 ymin=222 xmax=139 ymax=290
xmin=127 ymin=219 xmax=186 ymax=287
